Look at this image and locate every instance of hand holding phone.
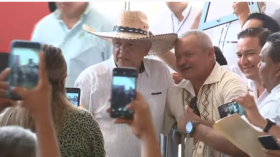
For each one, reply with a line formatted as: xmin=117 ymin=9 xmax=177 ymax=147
xmin=7 ymin=40 xmax=41 ymax=100
xmin=110 ymin=67 xmax=137 ymax=119
xmin=248 ymin=2 xmax=261 ymax=14
xmin=66 ymin=88 xmax=81 ymax=107
xmin=218 ymin=102 xmax=246 ymax=119
xmin=259 ymin=135 xmax=280 ymax=150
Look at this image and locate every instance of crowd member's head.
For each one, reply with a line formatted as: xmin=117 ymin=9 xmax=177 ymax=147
xmin=0 ymin=126 xmax=37 ymax=157
xmin=175 ymin=30 xmax=215 ymax=81
xmin=48 ymin=2 xmax=56 ymax=13
xmin=214 ymin=46 xmax=227 ymax=65
xmin=55 ymin=2 xmax=88 ymax=18
xmin=259 ymin=32 xmax=280 ymax=92
xmin=171 ymin=46 xmax=227 ymax=84
xmin=112 ymin=39 xmax=152 ymax=71
xmin=237 ymin=27 xmax=272 ymax=81
xmin=242 ymin=13 xmax=280 ymax=32
xmin=0 ymin=44 xmax=70 ymax=132
xmin=83 ymin=10 xmax=177 ymax=74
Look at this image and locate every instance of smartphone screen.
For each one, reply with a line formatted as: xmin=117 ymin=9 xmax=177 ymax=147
xmin=66 ymin=88 xmax=80 ymax=107
xmin=110 ymin=67 xmax=137 ymax=119
xmin=248 ymin=2 xmax=261 ymax=14
xmin=259 ymin=135 xmax=280 ymax=150
xmin=218 ymin=102 xmax=246 ymax=119
xmin=7 ymin=40 xmax=41 ymax=100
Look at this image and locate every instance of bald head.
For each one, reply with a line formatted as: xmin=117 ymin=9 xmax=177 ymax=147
xmin=180 ymin=30 xmax=213 ymax=51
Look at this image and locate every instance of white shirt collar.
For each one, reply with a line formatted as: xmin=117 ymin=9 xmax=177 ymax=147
xmin=271 ymin=84 xmax=280 ymax=94
xmin=107 ymin=55 xmax=151 ymax=77
xmin=170 ymin=4 xmax=191 ymax=23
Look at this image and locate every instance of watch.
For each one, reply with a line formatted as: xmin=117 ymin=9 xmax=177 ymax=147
xmin=185 ymin=121 xmax=197 ymax=137
xmin=263 ymin=118 xmax=276 ymax=133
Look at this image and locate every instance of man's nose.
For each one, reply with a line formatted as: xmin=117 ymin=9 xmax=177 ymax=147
xmin=119 ymin=45 xmax=128 ymax=54
xmin=240 ymin=56 xmax=249 ymax=65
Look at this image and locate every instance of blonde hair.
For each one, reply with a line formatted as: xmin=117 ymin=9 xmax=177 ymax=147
xmin=0 ymin=44 xmax=73 ymax=133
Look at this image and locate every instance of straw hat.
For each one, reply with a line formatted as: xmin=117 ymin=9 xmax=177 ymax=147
xmin=83 ymin=10 xmax=178 ymax=55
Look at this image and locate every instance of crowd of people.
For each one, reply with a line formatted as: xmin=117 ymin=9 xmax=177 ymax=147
xmin=1 ymin=1 xmax=280 ymax=157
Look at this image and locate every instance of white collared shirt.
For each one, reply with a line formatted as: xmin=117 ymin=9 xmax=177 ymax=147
xmin=31 ymin=4 xmax=114 ymax=87
xmin=247 ymin=80 xmax=269 ymax=106
xmin=147 ymin=4 xmax=200 ymax=73
xmin=242 ymin=84 xmax=280 ymax=131
xmin=74 ymin=56 xmax=175 ymax=157
xmin=258 ymin=84 xmax=280 ymax=125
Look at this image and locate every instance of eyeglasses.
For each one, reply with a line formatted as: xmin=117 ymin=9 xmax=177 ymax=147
xmin=189 ymin=97 xmax=200 ymax=117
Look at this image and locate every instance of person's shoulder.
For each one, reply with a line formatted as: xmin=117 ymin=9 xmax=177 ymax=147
xmin=144 ymin=57 xmax=169 ymax=70
xmin=65 ymin=108 xmax=99 ymax=127
xmin=76 ymin=60 xmax=110 ymax=84
xmin=34 ymin=13 xmax=56 ymax=29
xmin=167 ymin=79 xmax=187 ymax=94
xmin=219 ymin=67 xmax=247 ymax=88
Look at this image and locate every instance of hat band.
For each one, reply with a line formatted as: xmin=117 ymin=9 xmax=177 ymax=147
xmin=113 ymin=25 xmax=148 ymax=35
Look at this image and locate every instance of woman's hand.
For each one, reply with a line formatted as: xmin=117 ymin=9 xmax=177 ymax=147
xmin=0 ymin=69 xmax=15 ymax=111
xmin=12 ymin=52 xmax=52 ymax=117
xmin=108 ymin=92 xmax=155 ymax=139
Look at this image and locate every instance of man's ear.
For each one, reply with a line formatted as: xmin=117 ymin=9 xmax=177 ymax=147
xmin=144 ymin=41 xmax=152 ymax=55
xmin=276 ymin=62 xmax=280 ymax=78
xmin=209 ymin=47 xmax=215 ymax=57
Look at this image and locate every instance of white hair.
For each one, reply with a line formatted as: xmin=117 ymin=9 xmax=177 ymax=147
xmin=0 ymin=126 xmax=37 ymax=157
xmin=179 ymin=29 xmax=213 ymax=51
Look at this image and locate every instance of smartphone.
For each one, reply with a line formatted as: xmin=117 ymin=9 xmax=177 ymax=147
xmin=110 ymin=67 xmax=137 ymax=119
xmin=248 ymin=2 xmax=261 ymax=14
xmin=258 ymin=135 xmax=280 ymax=150
xmin=218 ymin=102 xmax=246 ymax=119
xmin=66 ymin=88 xmax=81 ymax=107
xmin=7 ymin=40 xmax=41 ymax=100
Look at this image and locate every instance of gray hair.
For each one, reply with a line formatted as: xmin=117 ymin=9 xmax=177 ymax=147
xmin=179 ymin=29 xmax=213 ymax=51
xmin=0 ymin=126 xmax=37 ymax=157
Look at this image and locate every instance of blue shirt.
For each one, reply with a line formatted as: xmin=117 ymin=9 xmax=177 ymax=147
xmin=31 ymin=5 xmax=114 ymax=87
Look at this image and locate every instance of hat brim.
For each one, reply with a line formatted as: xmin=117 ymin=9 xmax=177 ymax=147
xmin=83 ymin=24 xmax=178 ymax=55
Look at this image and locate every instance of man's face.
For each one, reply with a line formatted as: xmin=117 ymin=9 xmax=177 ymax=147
xmin=259 ymin=42 xmax=280 ymax=91
xmin=112 ymin=39 xmax=151 ymax=68
xmin=175 ymin=35 xmax=215 ymax=80
xmin=56 ymin=2 xmax=86 ymax=17
xmin=237 ymin=37 xmax=262 ymax=80
xmin=242 ymin=19 xmax=263 ymax=30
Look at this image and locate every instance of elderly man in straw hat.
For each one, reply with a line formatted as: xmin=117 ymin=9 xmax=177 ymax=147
xmin=75 ymin=10 xmax=177 ymax=157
